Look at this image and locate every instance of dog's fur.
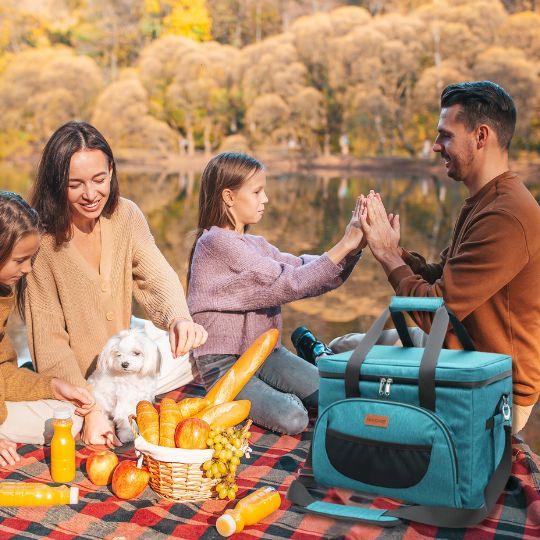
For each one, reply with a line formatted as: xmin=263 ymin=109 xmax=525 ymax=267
xmin=88 ymin=329 xmax=162 ymax=443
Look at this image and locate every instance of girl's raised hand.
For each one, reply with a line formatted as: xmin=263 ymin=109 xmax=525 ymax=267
xmin=0 ymin=438 xmax=20 ymax=468
xmin=342 ymin=196 xmax=367 ymax=254
xmin=169 ymin=319 xmax=209 ymax=358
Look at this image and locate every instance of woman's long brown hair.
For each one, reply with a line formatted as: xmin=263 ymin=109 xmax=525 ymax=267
xmin=0 ymin=192 xmax=40 ymax=316
xmin=187 ymin=152 xmax=264 ymax=286
xmin=31 ymin=121 xmax=119 ymax=246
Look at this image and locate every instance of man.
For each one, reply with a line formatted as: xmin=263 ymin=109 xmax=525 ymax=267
xmin=356 ymin=81 xmax=540 ymax=434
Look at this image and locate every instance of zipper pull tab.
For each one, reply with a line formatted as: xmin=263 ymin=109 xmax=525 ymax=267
xmin=379 ymin=377 xmax=386 ymax=396
xmin=384 ymin=378 xmax=393 ymax=397
xmin=501 ymin=395 xmax=511 ymax=421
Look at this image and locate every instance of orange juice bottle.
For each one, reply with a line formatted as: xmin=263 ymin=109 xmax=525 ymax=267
xmin=0 ymin=483 xmax=79 ymax=506
xmin=50 ymin=407 xmax=76 ymax=483
xmin=216 ymin=486 xmax=281 ymax=537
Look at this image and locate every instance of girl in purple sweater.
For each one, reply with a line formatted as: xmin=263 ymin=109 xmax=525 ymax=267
xmin=188 ymin=153 xmax=364 ymax=434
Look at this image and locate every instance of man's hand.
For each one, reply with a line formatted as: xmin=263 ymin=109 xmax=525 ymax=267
xmin=360 ymin=193 xmax=404 ymax=275
xmin=169 ymin=319 xmax=208 ymax=358
xmin=51 ymin=378 xmax=95 ymax=416
xmin=0 ymin=438 xmax=20 ymax=467
xmin=81 ymin=409 xmax=121 ymax=448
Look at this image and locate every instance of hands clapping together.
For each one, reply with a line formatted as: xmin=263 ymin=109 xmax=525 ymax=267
xmin=329 ymin=190 xmax=405 ymax=274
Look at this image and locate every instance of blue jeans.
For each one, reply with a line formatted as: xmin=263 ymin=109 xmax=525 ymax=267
xmin=195 ymin=347 xmax=319 ymax=435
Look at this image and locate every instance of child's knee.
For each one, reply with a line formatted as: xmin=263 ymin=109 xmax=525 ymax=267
xmin=279 ymin=407 xmax=309 ymax=435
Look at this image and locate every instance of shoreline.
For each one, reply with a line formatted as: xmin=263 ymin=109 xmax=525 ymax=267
xmin=4 ymin=152 xmax=540 ymax=183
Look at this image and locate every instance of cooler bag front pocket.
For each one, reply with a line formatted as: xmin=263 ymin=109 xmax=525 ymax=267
xmin=325 ymin=429 xmax=432 ymax=488
xmin=313 ymin=398 xmax=461 ymax=508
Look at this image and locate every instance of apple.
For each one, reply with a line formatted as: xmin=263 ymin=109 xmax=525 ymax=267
xmin=111 ymin=460 xmax=150 ymax=500
xmin=86 ymin=450 xmax=119 ymax=486
xmin=174 ymin=418 xmax=211 ymax=449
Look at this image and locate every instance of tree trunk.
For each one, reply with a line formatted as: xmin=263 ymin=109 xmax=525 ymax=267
xmin=374 ymin=114 xmax=385 ymax=155
xmin=186 ymin=125 xmax=195 ymax=156
xmin=203 ymin=121 xmax=212 ymax=155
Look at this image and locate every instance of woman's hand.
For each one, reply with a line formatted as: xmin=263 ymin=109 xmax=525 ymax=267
xmin=51 ymin=378 xmax=95 ymax=416
xmin=81 ymin=409 xmax=121 ymax=448
xmin=0 ymin=438 xmax=20 ymax=468
xmin=169 ymin=318 xmax=208 ymax=358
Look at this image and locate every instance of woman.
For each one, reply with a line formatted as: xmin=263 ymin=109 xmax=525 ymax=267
xmin=0 ymin=191 xmax=94 ymax=464
xmin=25 ymin=121 xmax=207 ymax=447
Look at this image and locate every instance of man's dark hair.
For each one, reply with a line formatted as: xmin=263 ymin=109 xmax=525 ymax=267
xmin=440 ymin=81 xmax=516 ymax=150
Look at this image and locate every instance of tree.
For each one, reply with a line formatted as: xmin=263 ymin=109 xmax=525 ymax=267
xmin=92 ymin=75 xmax=176 ymax=152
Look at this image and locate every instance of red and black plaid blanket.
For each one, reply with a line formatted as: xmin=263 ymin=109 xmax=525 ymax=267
xmin=0 ymin=384 xmax=539 ymax=539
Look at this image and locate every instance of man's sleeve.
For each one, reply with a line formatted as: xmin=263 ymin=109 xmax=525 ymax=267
xmin=387 ymin=210 xmax=529 ymax=333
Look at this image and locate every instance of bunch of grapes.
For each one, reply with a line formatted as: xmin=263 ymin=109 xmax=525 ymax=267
xmin=202 ymin=421 xmax=252 ymax=500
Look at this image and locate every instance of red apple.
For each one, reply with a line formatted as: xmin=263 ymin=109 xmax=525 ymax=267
xmin=86 ymin=450 xmax=119 ymax=486
xmin=174 ymin=418 xmax=211 ymax=449
xmin=111 ymin=460 xmax=150 ymax=500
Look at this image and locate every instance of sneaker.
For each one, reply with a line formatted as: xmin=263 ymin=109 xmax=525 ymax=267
xmin=291 ymin=326 xmax=332 ymax=364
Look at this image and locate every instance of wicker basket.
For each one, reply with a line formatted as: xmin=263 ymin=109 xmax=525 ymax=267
xmin=129 ymin=415 xmax=218 ymax=502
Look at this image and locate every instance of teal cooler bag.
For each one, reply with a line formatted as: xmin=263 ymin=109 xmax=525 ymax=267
xmin=287 ymin=297 xmax=513 ymax=528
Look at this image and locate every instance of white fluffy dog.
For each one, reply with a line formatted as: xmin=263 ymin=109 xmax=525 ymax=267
xmin=88 ymin=329 xmax=162 ymax=443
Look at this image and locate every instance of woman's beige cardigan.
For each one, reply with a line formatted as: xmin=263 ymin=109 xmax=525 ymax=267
xmin=25 ymin=198 xmax=191 ymax=387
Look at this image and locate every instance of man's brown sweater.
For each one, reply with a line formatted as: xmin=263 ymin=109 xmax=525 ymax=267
xmin=0 ymin=293 xmax=53 ymax=424
xmin=388 ymin=171 xmax=540 ymax=407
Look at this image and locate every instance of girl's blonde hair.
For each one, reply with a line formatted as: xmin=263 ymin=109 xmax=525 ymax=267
xmin=0 ymin=192 xmax=40 ymax=315
xmin=187 ymin=152 xmax=264 ymax=285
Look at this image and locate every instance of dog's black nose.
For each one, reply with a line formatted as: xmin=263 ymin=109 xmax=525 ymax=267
xmin=121 ymin=361 xmax=129 ymax=369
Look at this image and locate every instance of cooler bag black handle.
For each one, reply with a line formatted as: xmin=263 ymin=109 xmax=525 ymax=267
xmin=389 ymin=296 xmax=475 ymax=351
xmin=345 ymin=296 xmax=475 ymax=411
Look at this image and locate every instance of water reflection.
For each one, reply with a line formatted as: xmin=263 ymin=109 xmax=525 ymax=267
xmin=2 ymin=163 xmax=539 ymax=452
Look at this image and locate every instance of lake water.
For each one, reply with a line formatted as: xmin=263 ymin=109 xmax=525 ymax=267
xmin=3 ymin=163 xmax=540 ymax=452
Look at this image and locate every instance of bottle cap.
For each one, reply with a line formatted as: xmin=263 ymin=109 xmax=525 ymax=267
xmin=69 ymin=486 xmax=79 ymax=504
xmin=216 ymin=514 xmax=236 ymax=537
xmin=53 ymin=407 xmax=72 ymax=420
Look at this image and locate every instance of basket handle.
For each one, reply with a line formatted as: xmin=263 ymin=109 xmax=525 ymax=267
xmin=129 ymin=415 xmax=140 ymax=439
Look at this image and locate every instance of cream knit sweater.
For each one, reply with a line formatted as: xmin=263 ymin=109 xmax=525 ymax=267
xmin=25 ymin=198 xmax=191 ymax=387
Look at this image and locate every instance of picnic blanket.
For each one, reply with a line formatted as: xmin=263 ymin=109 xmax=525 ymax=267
xmin=0 ymin=384 xmax=539 ymax=540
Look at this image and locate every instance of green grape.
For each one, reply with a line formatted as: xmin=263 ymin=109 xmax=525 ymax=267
xmin=214 ymin=443 xmax=223 ymax=452
xmin=229 ymin=463 xmax=237 ymax=474
xmin=227 ymin=489 xmax=236 ymax=500
xmin=211 ymin=463 xmax=221 ymax=477
xmin=215 ymin=482 xmax=225 ymax=492
xmin=225 ymin=449 xmax=233 ymax=461
xmin=226 ymin=473 xmax=235 ymax=483
xmin=233 ymin=449 xmax=243 ymax=457
xmin=232 ymin=484 xmax=239 ymax=492
xmin=206 ymin=438 xmax=214 ymax=448
xmin=225 ymin=442 xmax=233 ymax=450
xmin=209 ymin=430 xmax=216 ymax=439
xmin=230 ymin=456 xmax=240 ymax=466
xmin=232 ymin=438 xmax=242 ymax=449
xmin=202 ymin=460 xmax=212 ymax=471
xmin=205 ymin=469 xmax=213 ymax=478
xmin=218 ymin=489 xmax=228 ymax=500
xmin=226 ymin=427 xmax=234 ymax=436
xmin=218 ymin=461 xmax=228 ymax=475
xmin=244 ymin=431 xmax=252 ymax=439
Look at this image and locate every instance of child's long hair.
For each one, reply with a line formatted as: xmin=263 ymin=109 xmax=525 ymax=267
xmin=187 ymin=152 xmax=264 ymax=286
xmin=0 ymin=192 xmax=40 ymax=316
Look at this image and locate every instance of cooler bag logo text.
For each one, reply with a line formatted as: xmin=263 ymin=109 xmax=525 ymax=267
xmin=364 ymin=414 xmax=389 ymax=428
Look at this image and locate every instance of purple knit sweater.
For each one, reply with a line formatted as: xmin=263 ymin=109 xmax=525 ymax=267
xmin=188 ymin=226 xmax=361 ymax=357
